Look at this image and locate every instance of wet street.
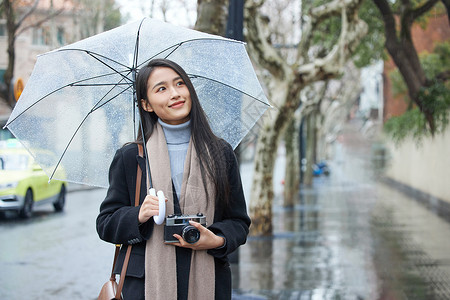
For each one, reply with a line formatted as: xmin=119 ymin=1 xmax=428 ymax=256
xmin=0 ymin=187 xmax=112 ymax=299
xmin=233 ymin=121 xmax=450 ymax=299
xmin=1 ymin=120 xmax=450 ymax=299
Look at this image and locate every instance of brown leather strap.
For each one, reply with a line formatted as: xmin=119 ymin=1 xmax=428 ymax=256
xmin=109 ymin=244 xmax=121 ymax=281
xmin=117 ymin=245 xmax=132 ymax=298
xmin=114 ymin=143 xmax=144 ymax=299
xmin=135 ymin=143 xmax=144 ymax=207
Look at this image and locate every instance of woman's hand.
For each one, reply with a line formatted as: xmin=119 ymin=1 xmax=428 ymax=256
xmin=138 ymin=195 xmax=167 ymax=224
xmin=166 ymin=221 xmax=225 ymax=250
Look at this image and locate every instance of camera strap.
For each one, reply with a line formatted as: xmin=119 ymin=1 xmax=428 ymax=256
xmin=172 ymin=181 xmax=182 ymax=215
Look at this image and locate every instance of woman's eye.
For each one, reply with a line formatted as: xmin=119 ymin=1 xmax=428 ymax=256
xmin=157 ymin=86 xmax=166 ymax=92
xmin=176 ymin=81 xmax=185 ymax=86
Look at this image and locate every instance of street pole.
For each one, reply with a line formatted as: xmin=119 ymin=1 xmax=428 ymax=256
xmin=226 ymin=0 xmax=244 ymax=265
xmin=226 ymin=0 xmax=245 ymax=165
xmin=226 ymin=0 xmax=244 ymax=42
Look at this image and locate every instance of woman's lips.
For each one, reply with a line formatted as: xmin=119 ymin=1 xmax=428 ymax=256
xmin=170 ymin=101 xmax=185 ymax=108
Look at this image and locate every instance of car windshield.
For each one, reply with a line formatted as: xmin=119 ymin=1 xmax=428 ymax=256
xmin=0 ymin=154 xmax=29 ymax=171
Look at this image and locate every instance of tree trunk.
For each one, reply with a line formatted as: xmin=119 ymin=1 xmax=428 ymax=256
xmin=249 ymin=126 xmax=276 ymax=236
xmin=373 ymin=0 xmax=438 ymax=133
xmin=2 ymin=0 xmax=66 ymax=107
xmin=194 ymin=0 xmax=229 ymax=35
xmin=249 ymin=80 xmax=301 ymax=236
xmin=303 ymin=112 xmax=316 ymax=187
xmin=96 ymin=0 xmax=105 ymax=34
xmin=283 ymin=114 xmax=300 ymax=207
xmin=4 ymin=0 xmax=16 ymax=107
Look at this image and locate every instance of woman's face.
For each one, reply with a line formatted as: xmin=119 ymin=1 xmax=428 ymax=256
xmin=142 ymin=66 xmax=192 ymax=125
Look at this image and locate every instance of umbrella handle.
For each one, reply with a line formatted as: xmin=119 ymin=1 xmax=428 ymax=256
xmin=150 ymin=188 xmax=166 ymax=225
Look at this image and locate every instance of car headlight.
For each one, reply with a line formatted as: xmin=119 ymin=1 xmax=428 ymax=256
xmin=0 ymin=182 xmax=19 ymax=190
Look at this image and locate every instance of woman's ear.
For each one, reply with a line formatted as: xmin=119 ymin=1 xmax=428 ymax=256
xmin=141 ymin=99 xmax=153 ymax=112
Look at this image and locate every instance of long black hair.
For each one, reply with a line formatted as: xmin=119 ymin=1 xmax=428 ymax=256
xmin=135 ymin=58 xmax=229 ymax=208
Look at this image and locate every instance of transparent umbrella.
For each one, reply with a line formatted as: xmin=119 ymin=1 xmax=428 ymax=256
xmin=5 ymin=18 xmax=270 ymax=188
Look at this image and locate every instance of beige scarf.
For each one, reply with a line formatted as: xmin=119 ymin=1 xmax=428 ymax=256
xmin=144 ymin=122 xmax=216 ymax=300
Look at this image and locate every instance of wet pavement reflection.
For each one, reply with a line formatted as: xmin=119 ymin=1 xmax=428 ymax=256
xmin=0 ymin=188 xmax=112 ymax=299
xmin=233 ymin=120 xmax=450 ymax=299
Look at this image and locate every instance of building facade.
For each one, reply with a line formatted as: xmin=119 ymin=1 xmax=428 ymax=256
xmin=0 ymin=0 xmax=84 ymax=113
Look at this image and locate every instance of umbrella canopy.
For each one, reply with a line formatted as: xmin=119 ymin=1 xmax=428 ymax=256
xmin=5 ymin=18 xmax=270 ymax=188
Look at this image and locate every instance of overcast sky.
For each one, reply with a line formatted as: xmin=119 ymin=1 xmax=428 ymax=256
xmin=117 ymin=0 xmax=197 ymax=27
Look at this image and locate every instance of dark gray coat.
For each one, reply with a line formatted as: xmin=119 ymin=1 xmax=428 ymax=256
xmin=96 ymin=142 xmax=250 ymax=299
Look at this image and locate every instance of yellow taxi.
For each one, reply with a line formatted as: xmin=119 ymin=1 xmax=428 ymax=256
xmin=0 ymin=139 xmax=67 ymax=218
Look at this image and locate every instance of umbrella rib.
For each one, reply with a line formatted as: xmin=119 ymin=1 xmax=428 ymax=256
xmin=188 ymin=74 xmax=271 ymax=107
xmin=5 ymin=72 xmax=133 ymax=127
xmin=91 ymin=84 xmax=133 ymax=112
xmin=49 ymin=84 xmax=134 ymax=181
xmin=86 ymin=52 xmax=134 ymax=83
xmin=137 ymin=38 xmax=242 ymax=69
xmin=71 ymin=83 xmax=130 ymax=87
xmin=137 ymin=44 xmax=181 ymax=69
xmin=57 ymin=48 xmax=132 ymax=71
xmin=48 ymin=112 xmax=91 ymax=182
xmin=133 ymin=18 xmax=153 ymax=183
xmin=132 ymin=19 xmax=142 ymax=142
xmin=134 ymin=18 xmax=144 ymax=70
xmin=67 ymin=70 xmax=132 ymax=87
xmin=56 ymin=49 xmax=133 ymax=84
xmin=5 ymin=85 xmax=70 ymax=126
xmin=68 ymin=71 xmax=132 ymax=90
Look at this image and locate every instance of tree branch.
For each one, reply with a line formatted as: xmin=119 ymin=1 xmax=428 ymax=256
xmin=372 ymin=0 xmax=401 ymax=54
xmin=17 ymin=7 xmax=66 ymax=36
xmin=244 ymin=0 xmax=289 ymax=80
xmin=296 ymin=0 xmax=367 ymax=85
xmin=441 ymin=0 xmax=450 ymax=22
xmin=310 ymin=0 xmax=359 ymax=20
xmin=15 ymin=0 xmax=40 ymax=31
xmin=296 ymin=0 xmax=361 ymax=65
xmin=412 ymin=0 xmax=440 ymax=20
xmin=436 ymin=69 xmax=450 ymax=82
xmin=400 ymin=0 xmax=412 ymax=9
xmin=300 ymin=81 xmax=329 ymax=117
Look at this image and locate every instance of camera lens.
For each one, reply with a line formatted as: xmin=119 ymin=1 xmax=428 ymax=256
xmin=182 ymin=225 xmax=200 ymax=244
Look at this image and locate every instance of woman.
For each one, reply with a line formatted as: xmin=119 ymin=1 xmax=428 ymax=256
xmin=97 ymin=58 xmax=251 ymax=300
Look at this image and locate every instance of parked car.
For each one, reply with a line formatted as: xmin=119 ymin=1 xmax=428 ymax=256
xmin=0 ymin=139 xmax=66 ymax=218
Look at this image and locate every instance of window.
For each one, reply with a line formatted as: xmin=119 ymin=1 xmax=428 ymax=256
xmin=57 ymin=27 xmax=65 ymax=45
xmin=0 ymin=154 xmax=29 ymax=171
xmin=32 ymin=27 xmax=51 ymax=46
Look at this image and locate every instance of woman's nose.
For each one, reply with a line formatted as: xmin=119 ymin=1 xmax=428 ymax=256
xmin=169 ymin=86 xmax=180 ymax=99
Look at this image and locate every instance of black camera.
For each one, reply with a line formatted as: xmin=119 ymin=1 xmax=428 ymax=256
xmin=164 ymin=213 xmax=207 ymax=244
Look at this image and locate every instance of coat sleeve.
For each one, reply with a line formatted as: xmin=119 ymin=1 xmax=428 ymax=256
xmin=96 ymin=145 xmax=153 ymax=245
xmin=207 ymin=143 xmax=251 ymax=259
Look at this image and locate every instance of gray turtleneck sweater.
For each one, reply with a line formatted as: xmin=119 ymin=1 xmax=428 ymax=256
xmin=158 ymin=119 xmax=191 ymax=201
